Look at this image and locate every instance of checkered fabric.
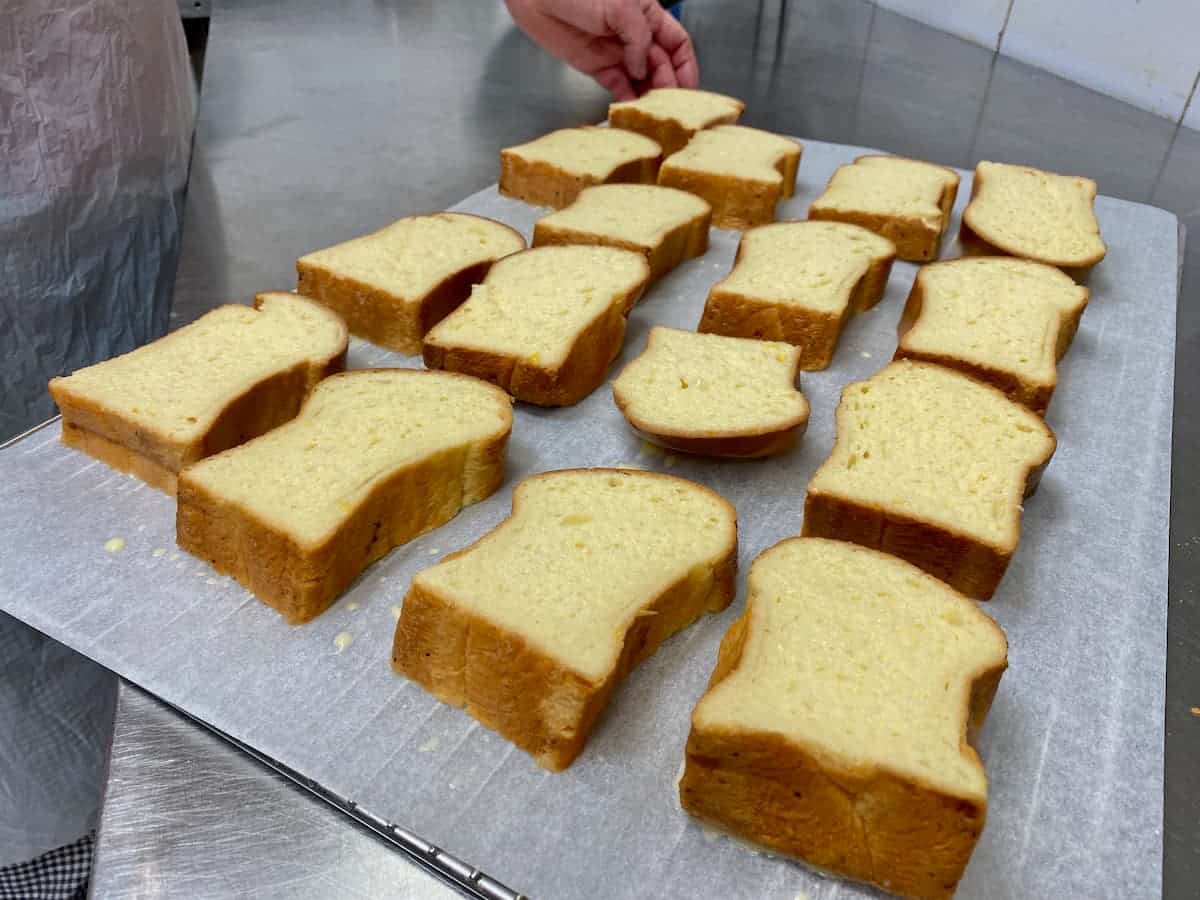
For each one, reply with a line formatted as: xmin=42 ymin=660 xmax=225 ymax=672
xmin=0 ymin=831 xmax=92 ymax=900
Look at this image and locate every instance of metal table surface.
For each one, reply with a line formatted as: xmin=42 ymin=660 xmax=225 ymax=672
xmin=92 ymin=1 xmax=1199 ymax=897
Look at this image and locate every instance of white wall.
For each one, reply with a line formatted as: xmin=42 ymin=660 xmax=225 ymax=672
xmin=875 ymin=0 xmax=1200 ymax=127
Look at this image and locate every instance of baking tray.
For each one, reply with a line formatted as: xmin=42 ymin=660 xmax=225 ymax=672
xmin=0 ymin=139 xmax=1177 ymax=899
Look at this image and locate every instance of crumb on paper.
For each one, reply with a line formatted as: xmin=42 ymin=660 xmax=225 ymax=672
xmin=347 ymin=602 xmax=360 ymax=612
xmin=1191 ymin=706 xmax=1200 ymax=717
xmin=205 ymin=578 xmax=217 ymax=586
xmin=622 ymin=462 xmax=646 ymax=470
xmin=664 ymin=454 xmax=678 ymax=469
xmin=104 ymin=537 xmax=126 ymax=553
xmin=701 ymin=825 xmax=720 ymax=843
xmin=391 ymin=605 xmax=402 ymax=621
xmin=638 ymin=440 xmax=661 ymax=459
xmin=136 ymin=524 xmax=146 ymax=533
xmin=860 ymin=351 xmax=871 ymax=359
xmin=428 ymin=547 xmax=439 ymax=555
xmin=152 ymin=547 xmax=167 ymax=558
xmin=334 ymin=631 xmax=354 ymax=654
xmin=418 ymin=736 xmax=440 ymax=753
xmin=796 ymin=893 xmax=811 ymax=900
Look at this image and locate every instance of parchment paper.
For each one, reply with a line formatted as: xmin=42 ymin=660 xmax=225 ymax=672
xmin=0 ymin=140 xmax=1176 ymax=899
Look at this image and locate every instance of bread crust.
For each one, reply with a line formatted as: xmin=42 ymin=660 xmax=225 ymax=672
xmin=422 ymin=250 xmax=651 ymax=407
xmin=608 ymin=101 xmax=743 ymax=157
xmin=612 ymin=330 xmax=810 ymax=459
xmin=698 ymin=224 xmax=896 ymax=370
xmin=296 ymin=214 xmax=524 ymax=356
xmin=176 ymin=370 xmax=512 ymax=624
xmin=49 ymin=294 xmax=348 ymax=495
xmin=809 ymin=155 xmax=959 ymax=262
xmin=802 ymin=364 xmax=1056 ymax=598
xmin=393 ymin=468 xmax=738 ymax=771
xmin=658 ymin=141 xmax=800 ymax=230
xmin=894 ymin=261 xmax=1087 ymax=417
xmin=498 ymin=131 xmax=662 ymax=209
xmin=681 ymin=538 xmax=1007 ymax=899
xmin=959 ymin=165 xmax=1105 ymax=281
xmin=532 ymin=196 xmax=710 ymax=285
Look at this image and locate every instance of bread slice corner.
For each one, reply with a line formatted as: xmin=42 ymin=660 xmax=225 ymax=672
xmin=49 ymin=292 xmax=348 ymax=494
xmin=803 ymin=359 xmax=1055 ymax=598
xmin=177 ymin=369 xmax=513 ymax=623
xmin=699 ymin=220 xmax=896 ymax=370
xmin=608 ymin=87 xmax=745 ymax=155
xmin=612 ymin=326 xmax=809 ymax=458
xmin=394 ymin=467 xmax=738 ymax=770
xmin=681 ymin=535 xmax=1006 ymax=900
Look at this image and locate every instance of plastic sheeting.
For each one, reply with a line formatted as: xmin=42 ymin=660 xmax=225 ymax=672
xmin=0 ymin=0 xmax=193 ymax=866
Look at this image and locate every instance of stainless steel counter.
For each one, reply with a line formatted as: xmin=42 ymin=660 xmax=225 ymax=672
xmin=93 ymin=0 xmax=1199 ymax=897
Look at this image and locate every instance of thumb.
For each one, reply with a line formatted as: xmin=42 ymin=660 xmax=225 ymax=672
xmin=604 ymin=0 xmax=653 ymax=82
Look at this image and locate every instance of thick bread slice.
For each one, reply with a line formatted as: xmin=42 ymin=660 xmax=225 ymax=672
xmin=533 ymin=184 xmax=711 ymax=283
xmin=423 ymin=246 xmax=650 ymax=406
xmin=960 ymin=161 xmax=1106 ymax=279
xmin=681 ymin=536 xmax=1007 ymax=900
xmin=612 ymin=327 xmax=809 ymax=458
xmin=177 ymin=370 xmax=512 ymax=624
xmin=499 ymin=126 xmax=662 ymax=209
xmin=394 ymin=468 xmax=737 ymax=771
xmin=896 ymin=258 xmax=1089 ymax=415
xmin=803 ymin=360 xmax=1055 ymax=598
xmin=657 ymin=125 xmax=802 ymax=229
xmin=296 ymin=212 xmax=525 ymax=355
xmin=48 ymin=293 xmax=348 ymax=495
xmin=608 ymin=87 xmax=745 ymax=156
xmin=809 ymin=155 xmax=960 ymax=262
xmin=699 ymin=221 xmax=896 ymax=370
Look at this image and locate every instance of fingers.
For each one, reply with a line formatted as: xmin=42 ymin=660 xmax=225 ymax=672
xmin=645 ymin=44 xmax=679 ymax=90
xmin=647 ymin=5 xmax=700 ymax=87
xmin=593 ymin=64 xmax=638 ymax=101
xmin=604 ymin=0 xmax=655 ymax=82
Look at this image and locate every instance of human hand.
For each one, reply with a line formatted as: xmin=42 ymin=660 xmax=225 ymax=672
xmin=505 ymin=0 xmax=699 ymax=100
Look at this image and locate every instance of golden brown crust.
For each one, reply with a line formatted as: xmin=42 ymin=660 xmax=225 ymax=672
xmin=697 ymin=227 xmax=895 ymax=370
xmin=296 ymin=215 xmax=525 ymax=355
xmin=498 ymin=143 xmax=662 ymax=210
xmin=422 ymin=252 xmax=650 ymax=407
xmin=532 ymin=203 xmax=710 ymax=285
xmin=393 ymin=468 xmax=738 ymax=771
xmin=49 ymin=295 xmax=348 ymax=495
xmin=959 ymin=166 xmax=1105 ymax=281
xmin=608 ymin=103 xmax=743 ymax=157
xmin=175 ymin=370 xmax=512 ymax=624
xmin=809 ymin=156 xmax=959 ymax=262
xmin=681 ymin=540 xmax=1008 ymax=899
xmin=658 ymin=140 xmax=800 ymax=230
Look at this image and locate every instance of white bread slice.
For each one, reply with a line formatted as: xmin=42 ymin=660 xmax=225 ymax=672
xmin=532 ymin=184 xmax=711 ymax=283
xmin=609 ymin=87 xmax=745 ymax=156
xmin=896 ymin=258 xmax=1089 ymax=415
xmin=699 ymin=221 xmax=896 ymax=370
xmin=612 ymin=327 xmax=809 ymax=458
xmin=177 ymin=370 xmax=512 ymax=624
xmin=499 ymin=126 xmax=662 ymax=209
xmin=657 ymin=125 xmax=802 ymax=229
xmin=681 ymin=536 xmax=1007 ymax=900
xmin=803 ymin=360 xmax=1055 ymax=599
xmin=296 ymin=212 xmax=525 ymax=355
xmin=394 ymin=468 xmax=737 ymax=771
xmin=422 ymin=246 xmax=650 ymax=406
xmin=809 ymin=155 xmax=960 ymax=262
xmin=48 ymin=293 xmax=348 ymax=495
xmin=961 ymin=161 xmax=1106 ymax=279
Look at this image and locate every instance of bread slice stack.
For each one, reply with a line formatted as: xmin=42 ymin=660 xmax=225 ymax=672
xmin=658 ymin=125 xmax=802 ymax=229
xmin=810 ymin=155 xmax=960 ymax=261
xmin=394 ymin=468 xmax=737 ymax=771
xmin=681 ymin=536 xmax=1007 ymax=900
xmin=423 ymin=246 xmax=649 ymax=406
xmin=612 ymin=327 xmax=809 ymax=458
xmin=961 ymin=161 xmax=1106 ymax=279
xmin=803 ymin=360 xmax=1055 ymax=598
xmin=609 ymin=87 xmax=744 ymax=155
xmin=699 ymin=221 xmax=896 ymax=370
xmin=896 ymin=257 xmax=1089 ymax=415
xmin=49 ymin=293 xmax=348 ymax=494
xmin=177 ymin=370 xmax=513 ymax=624
xmin=533 ymin=184 xmax=711 ymax=283
xmin=499 ymin=126 xmax=662 ymax=209
xmin=297 ymin=212 xmax=525 ymax=355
